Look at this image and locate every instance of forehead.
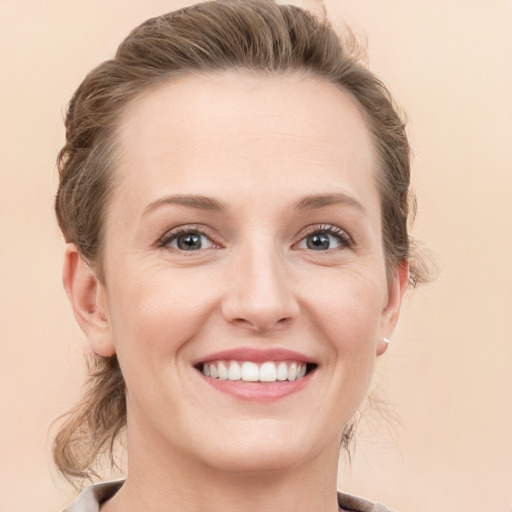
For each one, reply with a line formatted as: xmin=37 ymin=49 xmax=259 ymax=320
xmin=113 ymin=71 xmax=378 ymax=210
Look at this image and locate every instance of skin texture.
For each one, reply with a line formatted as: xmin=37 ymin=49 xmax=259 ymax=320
xmin=64 ymin=72 xmax=408 ymax=512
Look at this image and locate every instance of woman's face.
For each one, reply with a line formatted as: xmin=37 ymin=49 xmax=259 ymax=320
xmin=89 ymin=72 xmax=405 ymax=474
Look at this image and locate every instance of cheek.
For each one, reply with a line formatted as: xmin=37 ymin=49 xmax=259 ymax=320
xmin=302 ymin=270 xmax=385 ymax=404
xmin=106 ymin=266 xmax=218 ymax=364
xmin=303 ymin=270 xmax=385 ymax=349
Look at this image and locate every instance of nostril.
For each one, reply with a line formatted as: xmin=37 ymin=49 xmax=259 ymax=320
xmin=221 ymin=281 xmax=299 ymax=333
xmin=230 ymin=316 xmax=291 ymax=333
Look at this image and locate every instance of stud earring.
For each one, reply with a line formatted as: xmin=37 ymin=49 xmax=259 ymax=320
xmin=382 ymin=337 xmax=390 ymax=344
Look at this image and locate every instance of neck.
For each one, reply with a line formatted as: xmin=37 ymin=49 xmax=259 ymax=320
xmin=102 ymin=419 xmax=341 ymax=512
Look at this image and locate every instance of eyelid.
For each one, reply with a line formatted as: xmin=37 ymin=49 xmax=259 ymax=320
xmin=156 ymin=224 xmax=222 ymax=249
xmin=155 ymin=223 xmax=352 ymax=251
xmin=292 ymin=224 xmax=353 ymax=249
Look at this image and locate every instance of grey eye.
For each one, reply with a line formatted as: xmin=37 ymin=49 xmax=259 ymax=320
xmin=296 ymin=228 xmax=350 ymax=251
xmin=306 ymin=233 xmax=331 ymax=250
xmin=168 ymin=232 xmax=213 ymax=251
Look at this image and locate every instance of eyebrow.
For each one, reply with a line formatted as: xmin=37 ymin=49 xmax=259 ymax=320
xmin=294 ymin=192 xmax=367 ymax=215
xmin=143 ymin=192 xmax=366 ymax=216
xmin=143 ymin=194 xmax=228 ymax=215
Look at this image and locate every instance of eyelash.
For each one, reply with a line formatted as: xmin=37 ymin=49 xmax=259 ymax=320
xmin=293 ymin=224 xmax=353 ymax=251
xmin=156 ymin=225 xmax=221 ymax=251
xmin=157 ymin=223 xmax=352 ymax=253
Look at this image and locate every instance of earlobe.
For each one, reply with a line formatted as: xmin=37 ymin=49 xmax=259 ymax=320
xmin=377 ymin=261 xmax=409 ymax=356
xmin=63 ymin=244 xmax=115 ymax=357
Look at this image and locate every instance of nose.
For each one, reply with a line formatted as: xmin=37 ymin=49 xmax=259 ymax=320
xmin=221 ymin=243 xmax=299 ymax=333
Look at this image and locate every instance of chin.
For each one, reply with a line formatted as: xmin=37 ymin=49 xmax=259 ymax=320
xmin=194 ymin=423 xmax=332 ymax=476
xmin=207 ymin=445 xmax=313 ymax=476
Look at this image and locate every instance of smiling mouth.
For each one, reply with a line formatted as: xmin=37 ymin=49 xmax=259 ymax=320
xmin=196 ymin=360 xmax=317 ymax=383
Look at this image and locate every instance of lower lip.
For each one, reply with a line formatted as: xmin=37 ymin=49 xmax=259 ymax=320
xmin=200 ymin=373 xmax=311 ymax=401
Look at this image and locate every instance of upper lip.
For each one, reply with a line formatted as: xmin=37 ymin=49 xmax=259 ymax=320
xmin=192 ymin=347 xmax=317 ymax=365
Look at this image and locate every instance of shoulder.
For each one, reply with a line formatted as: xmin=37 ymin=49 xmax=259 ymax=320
xmin=63 ymin=482 xmax=392 ymax=512
xmin=338 ymin=491 xmax=395 ymax=512
xmin=62 ymin=480 xmax=124 ymax=512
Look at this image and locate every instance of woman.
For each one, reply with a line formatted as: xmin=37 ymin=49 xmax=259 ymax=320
xmin=53 ymin=0 xmax=428 ymax=510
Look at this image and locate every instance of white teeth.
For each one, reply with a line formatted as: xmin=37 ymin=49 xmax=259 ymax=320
xmin=288 ymin=362 xmax=297 ymax=381
xmin=218 ymin=361 xmax=228 ymax=380
xmin=202 ymin=360 xmax=310 ymax=382
xmin=227 ymin=361 xmax=241 ymax=380
xmin=277 ymin=361 xmax=288 ymax=381
xmin=241 ymin=361 xmax=259 ymax=382
xmin=259 ymin=362 xmax=277 ymax=382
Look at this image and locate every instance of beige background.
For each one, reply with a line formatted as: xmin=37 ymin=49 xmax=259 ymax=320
xmin=1 ymin=0 xmax=511 ymax=511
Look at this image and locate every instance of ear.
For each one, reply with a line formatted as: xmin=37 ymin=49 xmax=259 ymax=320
xmin=62 ymin=244 xmax=115 ymax=357
xmin=376 ymin=260 xmax=409 ymax=356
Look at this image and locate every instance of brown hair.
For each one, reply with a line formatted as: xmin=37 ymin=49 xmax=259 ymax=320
xmin=54 ymin=0 xmax=430 ymax=484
